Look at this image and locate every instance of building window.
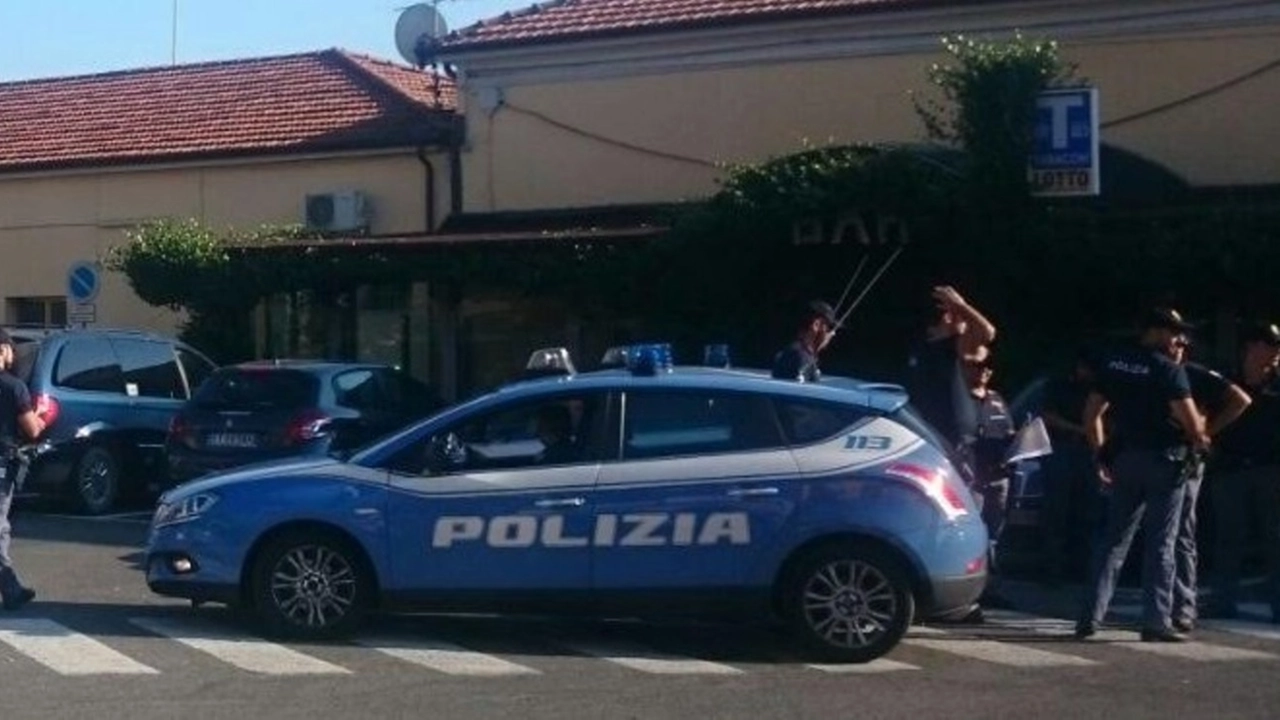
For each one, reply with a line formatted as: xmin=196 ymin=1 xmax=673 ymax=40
xmin=7 ymin=297 xmax=67 ymax=327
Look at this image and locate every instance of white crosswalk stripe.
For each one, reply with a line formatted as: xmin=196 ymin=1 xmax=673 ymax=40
xmin=984 ymin=609 xmax=1279 ymax=662
xmin=807 ymin=659 xmax=920 ymax=673
xmin=0 ymin=609 xmax=1277 ymax=678
xmin=128 ymin=617 xmax=350 ymax=675
xmin=357 ymin=636 xmax=541 ymax=676
xmin=560 ymin=640 xmax=744 ymax=675
xmin=0 ymin=618 xmax=159 ymax=676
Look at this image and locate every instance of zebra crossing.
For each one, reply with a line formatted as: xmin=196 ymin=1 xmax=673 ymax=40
xmin=1 ymin=608 xmax=1279 ymax=679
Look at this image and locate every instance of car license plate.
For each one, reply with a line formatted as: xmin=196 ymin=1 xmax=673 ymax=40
xmin=206 ymin=432 xmax=258 ymax=449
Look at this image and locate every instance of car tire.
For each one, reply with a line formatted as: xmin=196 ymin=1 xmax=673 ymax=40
xmin=74 ymin=445 xmax=120 ymax=516
xmin=781 ymin=541 xmax=915 ymax=664
xmin=250 ymin=530 xmax=371 ymax=641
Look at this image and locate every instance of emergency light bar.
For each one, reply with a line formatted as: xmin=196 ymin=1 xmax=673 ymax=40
xmin=524 ymin=347 xmax=577 ymax=379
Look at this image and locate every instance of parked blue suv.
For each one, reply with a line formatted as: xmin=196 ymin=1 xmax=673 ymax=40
xmin=13 ymin=329 xmax=216 ymax=514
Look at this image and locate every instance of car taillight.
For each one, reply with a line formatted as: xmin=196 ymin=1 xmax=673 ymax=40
xmin=884 ymin=462 xmax=969 ymax=520
xmin=33 ymin=393 xmax=59 ymax=427
xmin=286 ymin=410 xmax=332 ymax=444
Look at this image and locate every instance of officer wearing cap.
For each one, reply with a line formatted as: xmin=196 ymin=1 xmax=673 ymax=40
xmin=1205 ymin=322 xmax=1280 ymax=622
xmin=1076 ymin=307 xmax=1209 ymax=642
xmin=961 ymin=355 xmax=1017 ymax=610
xmin=0 ymin=329 xmax=45 ymax=610
xmin=772 ymin=300 xmax=838 ymax=383
xmin=1168 ymin=337 xmax=1250 ymax=633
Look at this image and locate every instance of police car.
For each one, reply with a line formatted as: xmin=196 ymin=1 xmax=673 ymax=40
xmin=145 ymin=344 xmax=987 ymax=663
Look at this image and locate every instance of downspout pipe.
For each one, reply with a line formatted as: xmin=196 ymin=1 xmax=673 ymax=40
xmin=415 ymin=146 xmax=436 ymax=233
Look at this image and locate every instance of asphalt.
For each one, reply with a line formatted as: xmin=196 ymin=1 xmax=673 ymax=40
xmin=2 ymin=509 xmax=1279 ymax=720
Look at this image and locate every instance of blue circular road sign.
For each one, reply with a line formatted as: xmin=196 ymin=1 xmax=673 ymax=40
xmin=67 ymin=262 xmax=100 ymax=303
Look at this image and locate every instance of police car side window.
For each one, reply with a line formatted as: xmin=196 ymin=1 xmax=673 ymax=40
xmin=775 ymin=398 xmax=866 ymax=446
xmin=396 ymin=394 xmax=601 ymax=476
xmin=623 ymin=391 xmax=783 ymax=460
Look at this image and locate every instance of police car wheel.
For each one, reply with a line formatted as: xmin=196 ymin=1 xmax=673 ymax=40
xmin=783 ymin=542 xmax=915 ymax=663
xmin=251 ymin=531 xmax=370 ymax=640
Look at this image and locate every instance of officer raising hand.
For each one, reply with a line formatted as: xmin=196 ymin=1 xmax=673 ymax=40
xmin=1076 ymin=308 xmax=1208 ymax=643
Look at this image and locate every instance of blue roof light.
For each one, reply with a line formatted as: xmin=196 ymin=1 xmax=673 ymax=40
xmin=627 ymin=343 xmax=673 ymax=376
xmin=524 ymin=347 xmax=577 ymax=379
xmin=703 ymin=343 xmax=731 ymax=368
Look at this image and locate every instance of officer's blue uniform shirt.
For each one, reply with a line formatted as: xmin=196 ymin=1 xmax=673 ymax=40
xmin=1184 ymin=362 xmax=1231 ymax=415
xmin=1093 ymin=342 xmax=1192 ymax=451
xmin=1218 ymin=369 xmax=1280 ymax=466
xmin=0 ymin=371 xmax=31 ymax=451
xmin=772 ymin=341 xmax=820 ymax=383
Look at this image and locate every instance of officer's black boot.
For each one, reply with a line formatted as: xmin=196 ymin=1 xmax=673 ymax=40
xmin=0 ymin=567 xmax=36 ymax=611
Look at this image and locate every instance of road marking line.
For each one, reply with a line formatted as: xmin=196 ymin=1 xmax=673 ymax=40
xmin=987 ymin=609 xmax=1279 ymax=661
xmin=1204 ymin=619 xmax=1280 ymax=642
xmin=0 ymin=618 xmax=158 ymax=676
xmin=807 ymin=658 xmax=919 ymax=673
xmin=562 ymin=641 xmax=744 ymax=675
xmin=129 ymin=617 xmax=350 ymax=675
xmin=904 ymin=636 xmax=1098 ymax=667
xmin=358 ymin=637 xmax=540 ymax=676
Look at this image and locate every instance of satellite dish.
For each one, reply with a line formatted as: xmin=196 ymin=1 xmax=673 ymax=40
xmin=395 ymin=3 xmax=449 ymax=68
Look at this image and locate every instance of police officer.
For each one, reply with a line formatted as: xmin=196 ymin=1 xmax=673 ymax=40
xmin=1075 ymin=308 xmax=1209 ymax=642
xmin=772 ymin=300 xmax=838 ymax=382
xmin=1169 ymin=338 xmax=1250 ymax=633
xmin=961 ymin=356 xmax=1017 ymax=610
xmin=1205 ymin=322 xmax=1280 ymax=622
xmin=0 ymin=329 xmax=45 ymax=611
xmin=906 ymin=285 xmax=997 ymax=449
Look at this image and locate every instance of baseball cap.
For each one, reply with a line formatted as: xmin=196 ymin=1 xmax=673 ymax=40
xmin=1241 ymin=322 xmax=1280 ymax=347
xmin=1141 ymin=307 xmax=1195 ymax=333
xmin=807 ymin=300 xmax=838 ymax=330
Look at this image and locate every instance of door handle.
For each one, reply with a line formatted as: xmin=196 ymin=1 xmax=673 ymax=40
xmin=726 ymin=487 xmax=780 ymax=498
xmin=534 ymin=497 xmax=586 ymax=509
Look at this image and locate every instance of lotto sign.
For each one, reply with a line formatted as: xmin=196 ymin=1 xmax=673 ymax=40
xmin=1028 ymin=87 xmax=1100 ymax=197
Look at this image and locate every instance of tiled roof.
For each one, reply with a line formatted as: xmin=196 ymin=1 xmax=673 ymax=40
xmin=0 ymin=49 xmax=457 ymax=173
xmin=442 ymin=0 xmax=1016 ymax=50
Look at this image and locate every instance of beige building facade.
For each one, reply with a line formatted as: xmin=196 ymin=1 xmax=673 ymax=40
xmin=440 ymin=0 xmax=1280 ymax=213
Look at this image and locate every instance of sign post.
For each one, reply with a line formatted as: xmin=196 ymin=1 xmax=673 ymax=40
xmin=1028 ymin=87 xmax=1100 ymax=197
xmin=66 ymin=261 xmax=100 ymax=326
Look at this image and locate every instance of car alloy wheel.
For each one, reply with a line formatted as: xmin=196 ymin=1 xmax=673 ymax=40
xmin=784 ymin=542 xmax=914 ymax=663
xmin=252 ymin=531 xmax=370 ymax=640
xmin=75 ymin=446 xmax=120 ymax=515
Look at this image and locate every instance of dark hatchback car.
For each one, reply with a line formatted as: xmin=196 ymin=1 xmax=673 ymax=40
xmin=11 ymin=329 xmax=217 ymax=514
xmin=165 ymin=360 xmax=444 ymax=485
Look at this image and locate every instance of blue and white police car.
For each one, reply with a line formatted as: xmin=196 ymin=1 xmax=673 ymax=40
xmin=145 ymin=345 xmax=987 ymax=663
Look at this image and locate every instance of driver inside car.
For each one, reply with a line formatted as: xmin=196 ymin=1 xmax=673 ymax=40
xmin=534 ymin=404 xmax=578 ymax=465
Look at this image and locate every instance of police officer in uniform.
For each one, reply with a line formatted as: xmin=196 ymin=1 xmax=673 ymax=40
xmin=906 ymin=285 xmax=997 ymax=449
xmin=961 ymin=356 xmax=1017 ymax=610
xmin=1169 ymin=338 xmax=1250 ymax=632
xmin=0 ymin=329 xmax=45 ymax=610
xmin=1075 ymin=308 xmax=1209 ymax=642
xmin=1206 ymin=322 xmax=1280 ymax=621
xmin=772 ymin=300 xmax=838 ymax=382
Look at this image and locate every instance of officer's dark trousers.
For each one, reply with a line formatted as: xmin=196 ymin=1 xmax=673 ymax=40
xmin=1080 ymin=450 xmax=1186 ymax=631
xmin=1172 ymin=464 xmax=1205 ymax=625
xmin=0 ymin=473 xmax=15 ymax=570
xmin=1211 ymin=464 xmax=1280 ymax=617
xmin=1042 ymin=439 xmax=1096 ymax=580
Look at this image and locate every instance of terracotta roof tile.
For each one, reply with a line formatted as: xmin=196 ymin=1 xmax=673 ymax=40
xmin=442 ymin=0 xmax=1012 ymax=50
xmin=0 ymin=49 xmax=456 ymax=173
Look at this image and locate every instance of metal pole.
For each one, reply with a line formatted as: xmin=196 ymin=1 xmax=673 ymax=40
xmin=171 ymin=0 xmax=178 ymax=65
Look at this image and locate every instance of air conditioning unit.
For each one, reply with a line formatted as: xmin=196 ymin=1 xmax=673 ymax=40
xmin=304 ymin=191 xmax=372 ymax=233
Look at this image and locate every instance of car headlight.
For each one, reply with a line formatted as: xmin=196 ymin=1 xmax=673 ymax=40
xmin=153 ymin=492 xmax=219 ymax=528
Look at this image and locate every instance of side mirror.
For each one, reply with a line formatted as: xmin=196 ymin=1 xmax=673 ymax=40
xmin=426 ymin=432 xmax=467 ymax=474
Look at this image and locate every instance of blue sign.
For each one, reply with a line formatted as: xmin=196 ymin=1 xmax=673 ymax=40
xmin=1028 ymin=87 xmax=1100 ymax=197
xmin=67 ymin=261 xmax=100 ymax=303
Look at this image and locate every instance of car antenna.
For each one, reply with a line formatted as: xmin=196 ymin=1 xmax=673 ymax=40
xmin=830 ymin=255 xmax=869 ymax=323
xmin=836 ymin=244 xmax=906 ymax=328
